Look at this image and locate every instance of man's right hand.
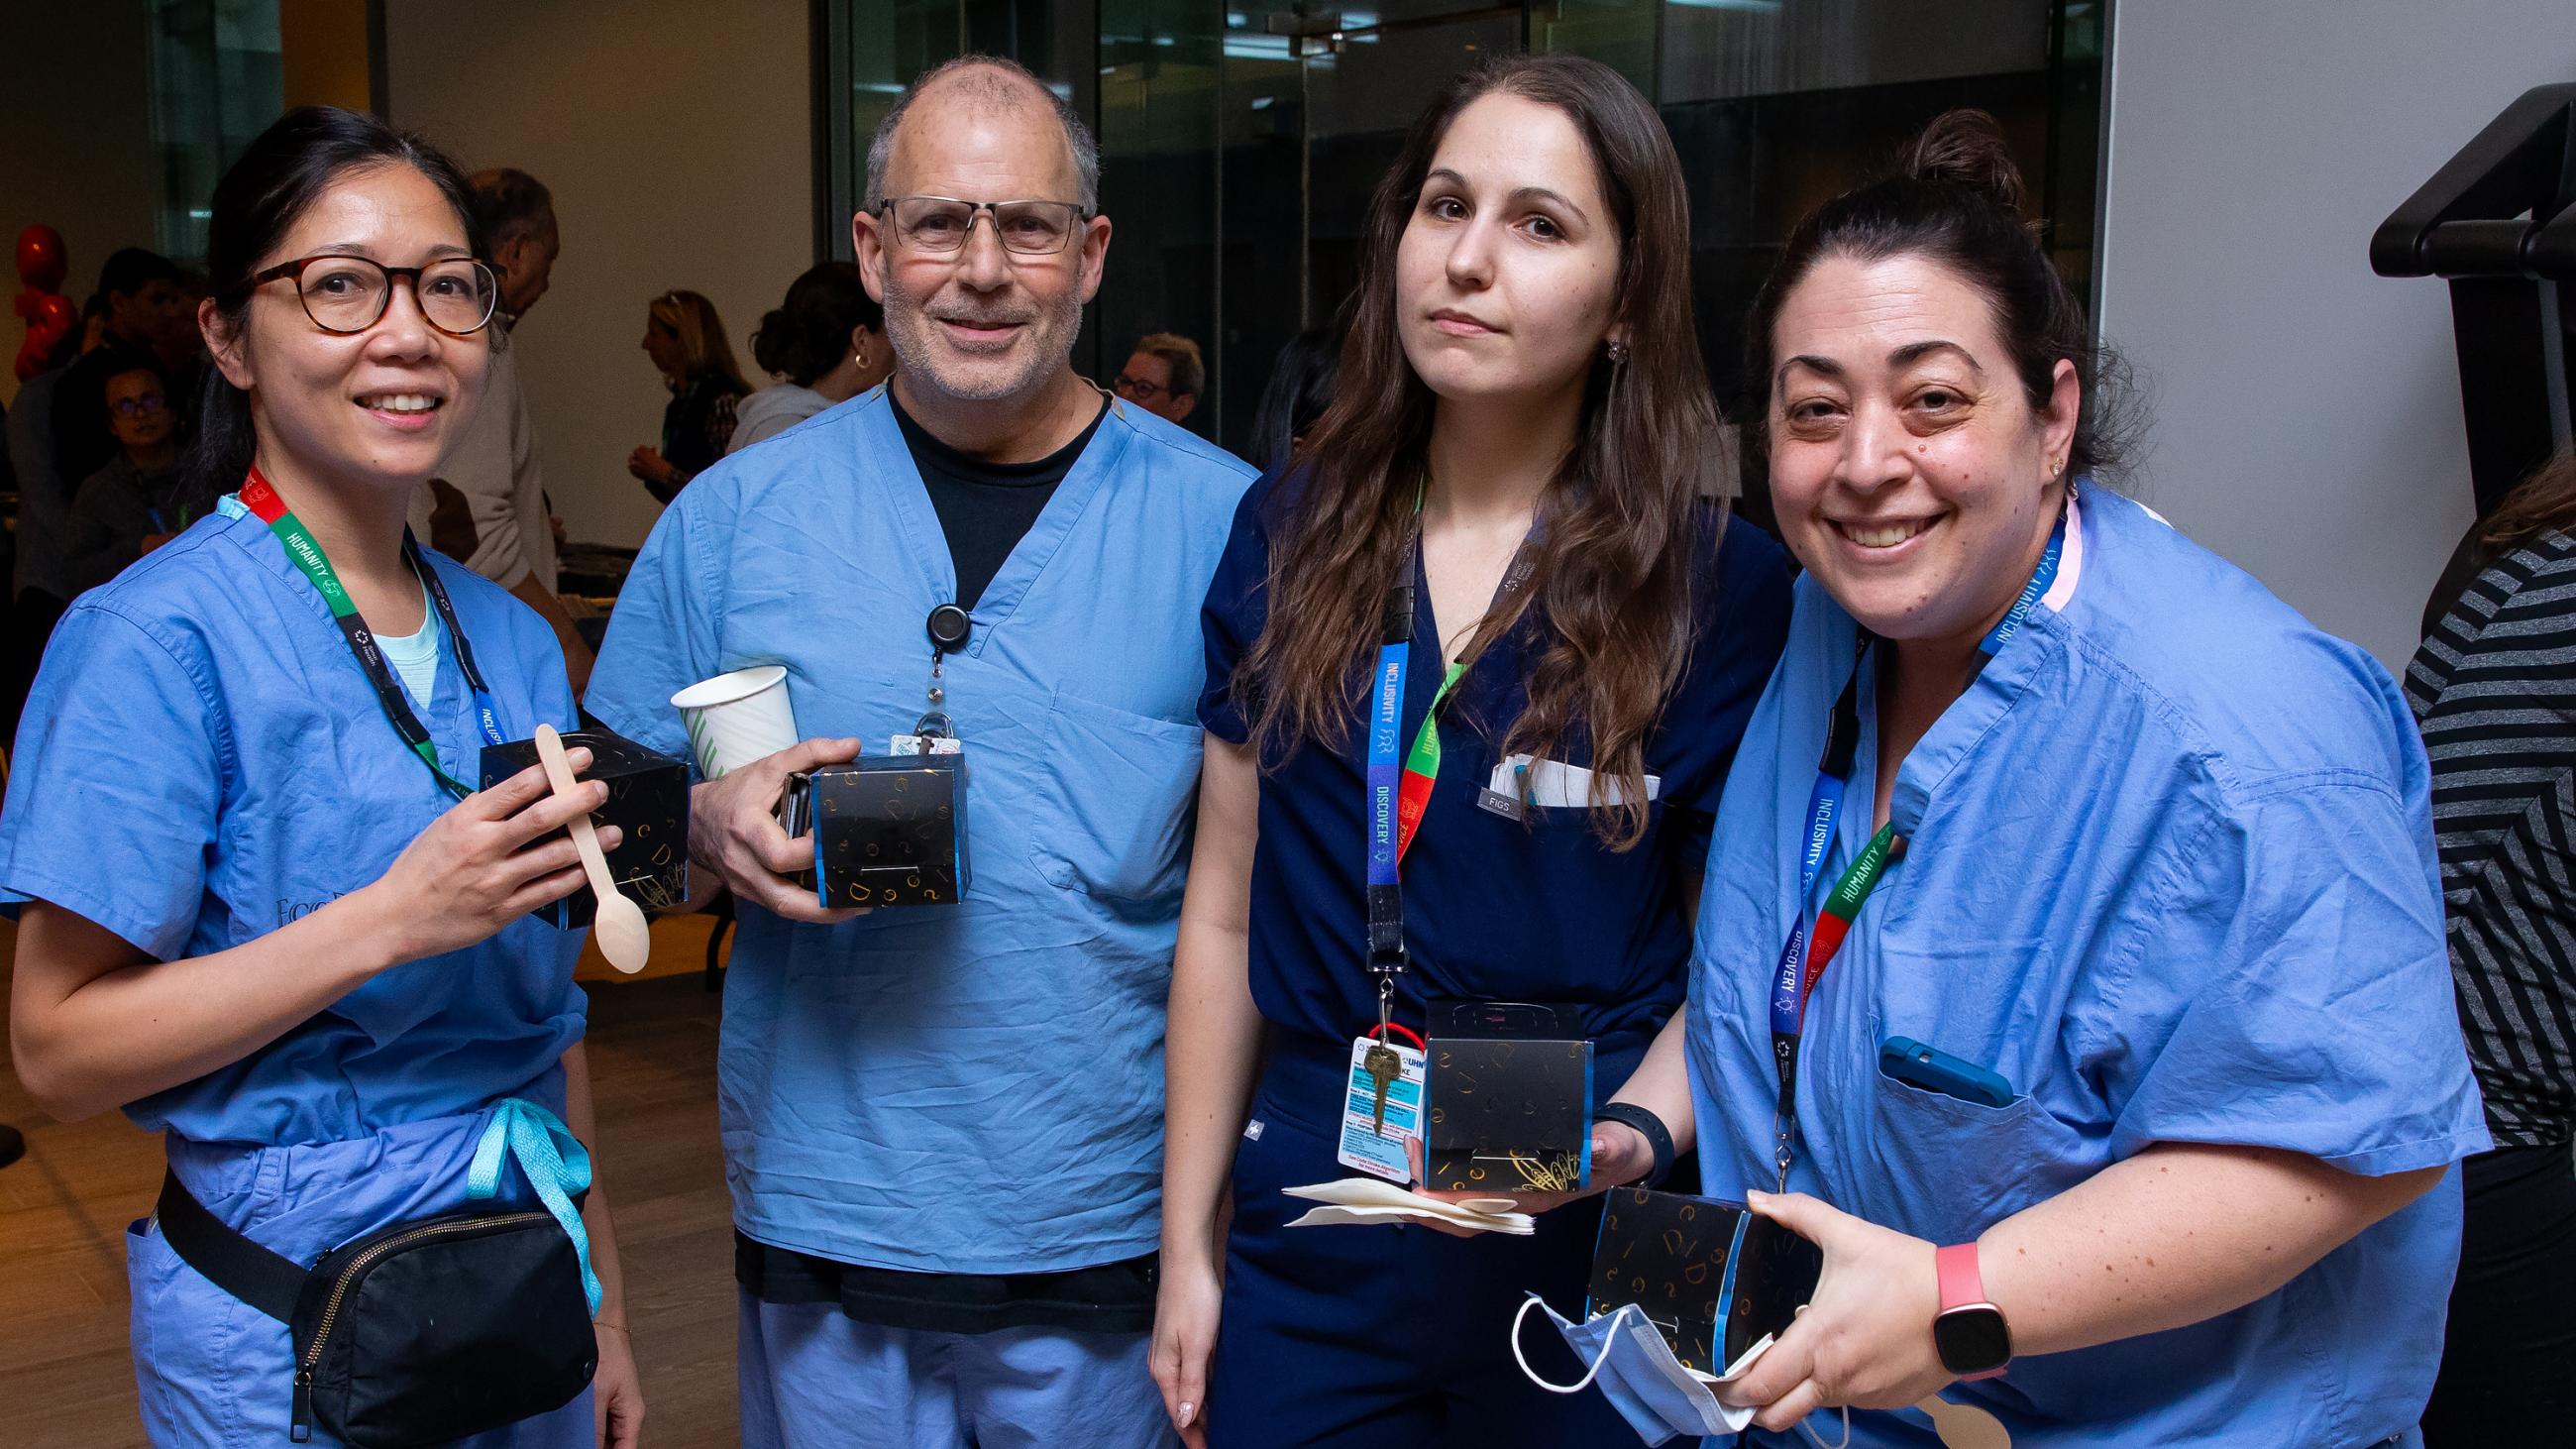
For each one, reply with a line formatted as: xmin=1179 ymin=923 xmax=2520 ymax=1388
xmin=688 ymin=735 xmax=867 ymax=925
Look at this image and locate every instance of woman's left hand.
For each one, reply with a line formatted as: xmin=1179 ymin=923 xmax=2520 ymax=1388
xmin=1411 ymin=1120 xmax=1657 ymax=1236
xmin=626 ymin=445 xmax=674 ymax=487
xmin=592 ymin=1320 xmax=646 ymax=1449
xmin=1714 ymin=1189 xmax=1955 ymax=1430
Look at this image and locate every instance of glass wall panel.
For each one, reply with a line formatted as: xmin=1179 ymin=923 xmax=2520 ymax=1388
xmin=146 ymin=0 xmax=284 ymax=262
xmin=832 ymin=0 xmax=2107 ymax=460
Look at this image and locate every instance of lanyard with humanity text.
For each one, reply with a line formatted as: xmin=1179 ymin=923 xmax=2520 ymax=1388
xmin=1362 ymin=492 xmax=1542 ymax=1036
xmin=239 ymin=466 xmax=505 ymax=801
xmin=1764 ymin=509 xmax=2065 ymax=1191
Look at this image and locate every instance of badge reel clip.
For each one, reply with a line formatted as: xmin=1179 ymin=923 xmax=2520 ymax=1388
xmin=794 ymin=605 xmax=974 ymax=909
xmin=900 ymin=603 xmax=970 ymax=760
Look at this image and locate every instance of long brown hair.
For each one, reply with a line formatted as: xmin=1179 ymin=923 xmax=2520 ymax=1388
xmin=1238 ymin=54 xmax=1720 ymax=847
xmin=2481 ymin=446 xmax=2576 ymax=558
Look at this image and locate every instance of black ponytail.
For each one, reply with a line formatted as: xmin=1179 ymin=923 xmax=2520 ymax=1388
xmin=190 ymin=106 xmax=481 ymax=499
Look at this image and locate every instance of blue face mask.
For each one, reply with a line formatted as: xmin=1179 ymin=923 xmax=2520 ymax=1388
xmin=1510 ymin=1294 xmax=1849 ymax=1448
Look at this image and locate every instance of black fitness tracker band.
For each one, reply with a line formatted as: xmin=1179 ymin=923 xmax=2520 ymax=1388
xmin=1593 ymin=1102 xmax=1675 ymax=1188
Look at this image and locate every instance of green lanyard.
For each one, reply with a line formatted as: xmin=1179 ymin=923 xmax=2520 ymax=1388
xmin=240 ymin=468 xmax=504 ymax=800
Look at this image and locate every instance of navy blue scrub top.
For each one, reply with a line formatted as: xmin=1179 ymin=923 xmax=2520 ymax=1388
xmin=1199 ymin=473 xmax=1793 ymax=1091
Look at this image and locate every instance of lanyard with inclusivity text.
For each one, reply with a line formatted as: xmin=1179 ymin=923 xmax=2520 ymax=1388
xmin=1764 ymin=510 xmax=2065 ymax=1191
xmin=239 ymin=467 xmax=505 ymax=801
xmin=1362 ymin=494 xmax=1541 ymax=1035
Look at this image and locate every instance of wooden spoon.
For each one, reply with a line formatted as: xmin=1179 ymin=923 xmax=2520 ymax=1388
xmin=1916 ymin=1394 xmax=2011 ymax=1449
xmin=533 ymin=724 xmax=650 ymax=975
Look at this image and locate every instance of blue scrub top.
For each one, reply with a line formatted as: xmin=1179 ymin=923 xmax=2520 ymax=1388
xmin=585 ymin=388 xmax=1254 ymax=1274
xmin=1199 ymin=473 xmax=1792 ymax=1095
xmin=1687 ymin=487 xmax=2489 ymax=1446
xmin=0 ymin=503 xmax=585 ymax=1148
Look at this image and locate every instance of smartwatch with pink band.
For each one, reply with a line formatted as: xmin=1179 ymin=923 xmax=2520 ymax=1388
xmin=1933 ymin=1242 xmax=2012 ymax=1381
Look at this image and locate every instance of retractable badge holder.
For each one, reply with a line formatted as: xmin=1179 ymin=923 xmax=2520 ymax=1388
xmin=798 ymin=605 xmax=974 ymax=909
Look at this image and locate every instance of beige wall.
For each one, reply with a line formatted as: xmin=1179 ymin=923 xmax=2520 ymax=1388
xmin=384 ymin=0 xmax=813 ymax=549
xmin=278 ymin=0 xmax=374 ymax=113
xmin=0 ymin=2 xmax=158 ymax=409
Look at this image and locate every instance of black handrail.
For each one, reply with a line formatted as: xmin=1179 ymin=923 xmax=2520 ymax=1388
xmin=2374 ymin=83 xmax=2576 ymax=520
xmin=2373 ymin=82 xmax=2576 ymax=281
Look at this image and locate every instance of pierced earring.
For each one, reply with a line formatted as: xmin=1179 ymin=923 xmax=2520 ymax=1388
xmin=1605 ymin=340 xmax=1631 ymax=366
xmin=855 ymin=344 xmax=870 ymax=371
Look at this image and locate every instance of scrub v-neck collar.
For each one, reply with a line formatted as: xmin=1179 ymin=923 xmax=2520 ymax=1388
xmin=869 ymin=387 xmax=1131 ymax=659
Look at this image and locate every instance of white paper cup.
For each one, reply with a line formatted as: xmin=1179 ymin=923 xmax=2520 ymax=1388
xmin=671 ymin=665 xmax=799 ymax=780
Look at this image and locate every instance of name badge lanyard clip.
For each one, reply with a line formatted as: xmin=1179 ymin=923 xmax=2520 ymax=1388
xmin=917 ymin=603 xmax=972 ymax=746
xmin=1362 ymin=496 xmax=1541 ymax=1051
xmin=239 ymin=467 xmax=505 ymax=801
xmin=1765 ymin=514 xmax=2064 ymax=1193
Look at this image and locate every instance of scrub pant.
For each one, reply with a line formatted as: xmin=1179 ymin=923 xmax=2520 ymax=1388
xmin=1209 ymin=1053 xmax=1638 ymax=1448
xmin=125 ymin=1109 xmax=593 ymax=1448
xmin=2421 ymin=1141 xmax=2576 ymax=1444
xmin=738 ymin=1291 xmax=1176 ymax=1449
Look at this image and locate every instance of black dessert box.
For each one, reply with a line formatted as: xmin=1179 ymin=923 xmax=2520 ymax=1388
xmin=480 ymin=727 xmax=690 ymax=928
xmin=793 ymin=753 xmax=970 ymax=909
xmin=1585 ymin=1187 xmax=1823 ymax=1374
xmin=1422 ymin=1000 xmax=1594 ymax=1193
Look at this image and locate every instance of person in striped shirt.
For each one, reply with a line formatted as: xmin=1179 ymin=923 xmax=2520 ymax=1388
xmin=2408 ymin=444 xmax=2576 ymax=1444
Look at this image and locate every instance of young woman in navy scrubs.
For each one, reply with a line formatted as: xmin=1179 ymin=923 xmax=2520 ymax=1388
xmin=1153 ymin=56 xmax=1792 ymax=1448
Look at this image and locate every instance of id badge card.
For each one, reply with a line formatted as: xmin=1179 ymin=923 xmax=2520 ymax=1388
xmin=1336 ymin=1037 xmax=1425 ymax=1182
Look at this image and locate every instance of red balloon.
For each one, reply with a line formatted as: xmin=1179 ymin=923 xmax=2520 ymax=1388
xmin=15 ymin=224 xmax=67 ymax=294
xmin=15 ymin=223 xmax=73 ymax=379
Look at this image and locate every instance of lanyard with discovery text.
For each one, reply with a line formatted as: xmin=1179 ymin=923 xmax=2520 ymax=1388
xmin=1363 ymin=501 xmax=1540 ymax=1040
xmin=1765 ymin=512 xmax=2064 ymax=1190
xmin=239 ymin=467 xmax=505 ymax=801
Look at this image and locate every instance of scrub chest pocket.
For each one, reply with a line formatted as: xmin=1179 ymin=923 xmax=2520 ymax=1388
xmin=1025 ymin=689 xmax=1204 ymax=903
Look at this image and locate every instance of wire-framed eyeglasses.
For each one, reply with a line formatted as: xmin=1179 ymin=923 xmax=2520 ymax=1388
xmin=243 ymin=254 xmax=500 ymax=337
xmin=878 ymin=196 xmax=1091 ymax=256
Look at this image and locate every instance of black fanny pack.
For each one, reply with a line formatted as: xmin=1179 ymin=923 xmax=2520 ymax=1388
xmin=155 ymin=1170 xmax=597 ymax=1446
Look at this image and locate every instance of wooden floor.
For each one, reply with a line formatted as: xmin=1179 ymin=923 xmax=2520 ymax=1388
xmin=0 ymin=919 xmax=743 ymax=1447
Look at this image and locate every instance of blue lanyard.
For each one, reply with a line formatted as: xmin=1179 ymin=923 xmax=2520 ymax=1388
xmin=1361 ymin=515 xmax=1541 ymax=985
xmin=1764 ymin=512 xmax=2064 ymax=1187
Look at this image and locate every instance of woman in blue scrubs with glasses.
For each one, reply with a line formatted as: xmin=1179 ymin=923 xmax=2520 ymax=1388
xmin=1154 ymin=56 xmax=1791 ymax=1447
xmin=1 ymin=109 xmax=640 ymax=1446
xmin=1690 ymin=112 xmax=2487 ymax=1445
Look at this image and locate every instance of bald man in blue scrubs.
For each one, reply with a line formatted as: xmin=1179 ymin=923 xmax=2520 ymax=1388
xmin=587 ymin=56 xmax=1252 ymax=1449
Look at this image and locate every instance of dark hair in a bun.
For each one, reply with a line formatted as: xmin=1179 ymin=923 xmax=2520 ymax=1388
xmin=1745 ymin=108 xmax=2134 ymax=488
xmin=751 ymin=262 xmax=883 ymax=388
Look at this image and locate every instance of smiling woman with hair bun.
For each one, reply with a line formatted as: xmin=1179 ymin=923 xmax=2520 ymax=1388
xmin=1686 ymin=108 xmax=2484 ymax=1446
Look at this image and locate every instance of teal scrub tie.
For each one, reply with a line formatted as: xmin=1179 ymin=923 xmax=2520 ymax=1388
xmin=467 ymin=1098 xmax=601 ymax=1314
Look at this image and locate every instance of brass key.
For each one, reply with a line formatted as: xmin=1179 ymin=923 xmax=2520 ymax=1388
xmin=1363 ymin=1042 xmax=1400 ymax=1135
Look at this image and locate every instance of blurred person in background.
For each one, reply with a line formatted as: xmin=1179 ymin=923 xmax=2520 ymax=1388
xmin=1245 ymin=322 xmax=1342 ymax=476
xmin=627 ymin=288 xmax=748 ymax=502
xmin=730 ymin=262 xmax=894 ymax=454
xmin=51 ymin=248 xmax=196 ymax=489
xmin=406 ymin=167 xmax=591 ymax=692
xmin=1114 ymin=331 xmax=1203 ymax=428
xmin=60 ymin=361 xmax=214 ymax=597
